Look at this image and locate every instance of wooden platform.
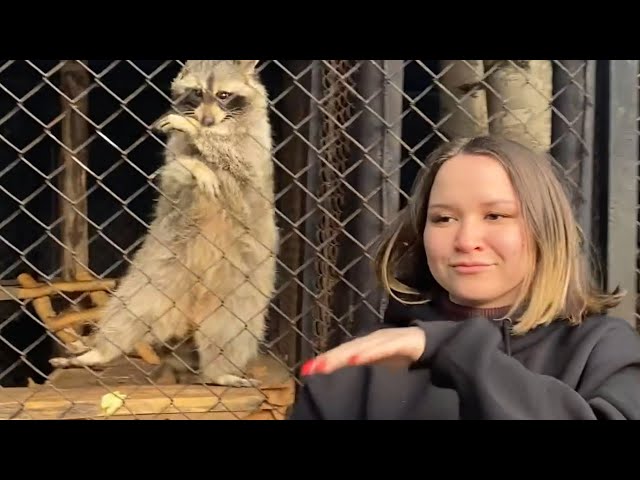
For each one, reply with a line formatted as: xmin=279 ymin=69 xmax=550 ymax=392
xmin=0 ymin=354 xmax=296 ymax=420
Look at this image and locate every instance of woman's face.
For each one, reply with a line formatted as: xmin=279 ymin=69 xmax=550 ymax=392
xmin=423 ymin=153 xmax=532 ymax=308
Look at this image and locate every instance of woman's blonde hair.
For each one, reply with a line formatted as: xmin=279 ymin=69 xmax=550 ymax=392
xmin=375 ymin=135 xmax=623 ymax=334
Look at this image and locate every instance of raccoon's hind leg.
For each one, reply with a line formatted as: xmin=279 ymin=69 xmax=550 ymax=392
xmin=49 ymin=273 xmax=178 ymax=369
xmin=49 ymin=348 xmax=112 ymax=368
xmin=49 ymin=305 xmax=152 ymax=369
xmin=194 ymin=309 xmax=262 ymax=388
xmin=196 ymin=343 xmax=261 ymax=388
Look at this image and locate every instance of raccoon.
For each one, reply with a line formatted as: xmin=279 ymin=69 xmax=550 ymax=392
xmin=49 ymin=60 xmax=279 ymax=388
xmin=151 ymin=335 xmax=201 ymax=385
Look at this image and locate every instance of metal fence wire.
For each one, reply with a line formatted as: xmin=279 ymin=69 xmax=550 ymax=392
xmin=0 ymin=59 xmax=632 ymax=420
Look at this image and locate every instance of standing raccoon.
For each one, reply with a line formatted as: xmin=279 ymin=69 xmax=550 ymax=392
xmin=50 ymin=60 xmax=279 ymax=388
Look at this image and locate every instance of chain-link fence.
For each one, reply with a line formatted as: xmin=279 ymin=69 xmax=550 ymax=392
xmin=0 ymin=60 xmax=634 ymax=420
xmin=637 ymin=63 xmax=640 ymax=331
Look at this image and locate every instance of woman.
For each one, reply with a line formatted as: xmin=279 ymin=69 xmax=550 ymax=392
xmin=288 ymin=135 xmax=640 ymax=420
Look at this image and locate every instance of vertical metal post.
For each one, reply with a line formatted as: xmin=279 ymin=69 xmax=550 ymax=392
xmin=580 ymin=60 xmax=596 ymax=251
xmin=607 ymin=60 xmax=638 ymax=327
xmin=299 ymin=60 xmax=323 ymax=363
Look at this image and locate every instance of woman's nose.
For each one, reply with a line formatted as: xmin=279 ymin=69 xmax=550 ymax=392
xmin=453 ymin=221 xmax=483 ymax=252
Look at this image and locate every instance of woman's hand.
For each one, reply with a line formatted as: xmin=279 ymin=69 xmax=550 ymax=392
xmin=301 ymin=327 xmax=427 ymax=376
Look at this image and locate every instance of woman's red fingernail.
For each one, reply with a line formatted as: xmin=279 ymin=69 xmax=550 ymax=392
xmin=301 ymin=360 xmax=315 ymax=376
xmin=301 ymin=358 xmax=329 ymax=375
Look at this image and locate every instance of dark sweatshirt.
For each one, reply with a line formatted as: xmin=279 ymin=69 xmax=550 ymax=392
xmin=288 ymin=295 xmax=640 ymax=420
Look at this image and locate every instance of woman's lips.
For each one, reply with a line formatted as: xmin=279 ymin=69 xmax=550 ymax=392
xmin=451 ymin=263 xmax=494 ymax=274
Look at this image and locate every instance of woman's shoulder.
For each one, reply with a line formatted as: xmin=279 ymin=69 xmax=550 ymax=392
xmin=550 ymin=313 xmax=640 ymax=367
xmin=569 ymin=313 xmax=638 ymax=339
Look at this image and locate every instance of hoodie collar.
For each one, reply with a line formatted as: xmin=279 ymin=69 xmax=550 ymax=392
xmin=433 ymin=295 xmax=514 ymax=356
xmin=432 ymin=294 xmax=512 ymax=322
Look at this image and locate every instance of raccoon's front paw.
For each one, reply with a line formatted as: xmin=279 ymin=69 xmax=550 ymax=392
xmin=155 ymin=114 xmax=198 ymax=137
xmin=163 ymin=158 xmax=219 ymax=198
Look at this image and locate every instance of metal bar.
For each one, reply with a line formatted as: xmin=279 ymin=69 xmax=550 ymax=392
xmin=343 ymin=60 xmax=404 ymax=334
xmin=581 ymin=60 xmax=596 ymax=254
xmin=379 ymin=60 xmax=404 ymax=322
xmin=607 ymin=60 xmax=638 ymax=327
xmin=299 ymin=60 xmax=324 ymax=363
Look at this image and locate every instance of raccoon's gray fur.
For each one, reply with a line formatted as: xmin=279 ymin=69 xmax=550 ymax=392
xmin=49 ymin=60 xmax=279 ymax=388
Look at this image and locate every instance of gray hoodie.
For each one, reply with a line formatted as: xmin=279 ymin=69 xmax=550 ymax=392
xmin=288 ymin=297 xmax=640 ymax=420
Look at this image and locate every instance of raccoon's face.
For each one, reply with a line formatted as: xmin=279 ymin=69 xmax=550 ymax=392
xmin=170 ymin=60 xmax=267 ymax=135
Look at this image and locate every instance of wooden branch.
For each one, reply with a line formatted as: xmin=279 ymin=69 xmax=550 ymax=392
xmin=75 ymin=270 xmax=111 ymax=308
xmin=0 ymin=278 xmax=116 ymax=302
xmin=6 ymin=273 xmax=164 ymax=366
xmin=16 ymin=274 xmax=80 ymax=346
xmin=49 ymin=307 xmax=102 ymax=331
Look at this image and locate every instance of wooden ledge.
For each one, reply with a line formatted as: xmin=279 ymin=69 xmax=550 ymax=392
xmin=0 ymin=354 xmax=295 ymax=420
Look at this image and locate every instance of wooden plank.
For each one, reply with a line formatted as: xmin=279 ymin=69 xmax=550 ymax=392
xmin=12 ymin=408 xmax=289 ymax=421
xmin=0 ymin=354 xmax=295 ymax=420
xmin=0 ymin=382 xmax=294 ymax=420
xmin=0 ymin=380 xmax=294 ymax=420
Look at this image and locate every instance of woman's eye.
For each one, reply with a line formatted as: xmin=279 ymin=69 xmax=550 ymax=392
xmin=486 ymin=213 xmax=504 ymax=220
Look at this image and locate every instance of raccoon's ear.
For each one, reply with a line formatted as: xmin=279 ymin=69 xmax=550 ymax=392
xmin=234 ymin=60 xmax=260 ymax=74
xmin=170 ymin=67 xmax=189 ymax=95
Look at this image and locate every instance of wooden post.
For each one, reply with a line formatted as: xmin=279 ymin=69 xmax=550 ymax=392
xmin=58 ymin=60 xmax=91 ymax=281
xmin=485 ymin=60 xmax=553 ymax=152
xmin=438 ymin=60 xmax=490 ymax=140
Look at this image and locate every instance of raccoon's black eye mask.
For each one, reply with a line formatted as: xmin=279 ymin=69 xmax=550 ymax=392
xmin=174 ymin=88 xmax=247 ymax=118
xmin=174 ymin=89 xmax=202 ymax=110
xmin=178 ymin=88 xmax=233 ymax=105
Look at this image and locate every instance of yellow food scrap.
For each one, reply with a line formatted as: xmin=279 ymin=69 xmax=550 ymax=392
xmin=100 ymin=391 xmax=127 ymax=416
